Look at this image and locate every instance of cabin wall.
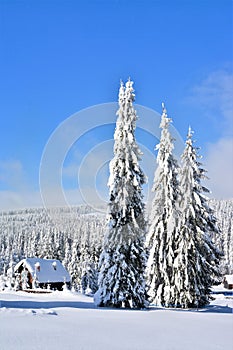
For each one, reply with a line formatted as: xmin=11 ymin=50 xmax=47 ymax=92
xmin=38 ymin=282 xmax=71 ymax=291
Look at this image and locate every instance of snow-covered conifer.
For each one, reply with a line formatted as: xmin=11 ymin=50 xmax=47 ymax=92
xmin=95 ymin=79 xmax=147 ymax=308
xmin=146 ymin=103 xmax=181 ymax=307
xmin=63 ymin=238 xmax=72 ymax=271
xmin=67 ymin=238 xmax=81 ymax=290
xmin=176 ymin=127 xmax=221 ymax=307
xmin=210 ymin=199 xmax=233 ymax=274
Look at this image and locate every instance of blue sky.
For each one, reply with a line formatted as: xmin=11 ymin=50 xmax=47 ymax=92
xmin=0 ymin=0 xmax=232 ymax=210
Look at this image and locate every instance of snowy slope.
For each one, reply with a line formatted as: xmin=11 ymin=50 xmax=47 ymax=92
xmin=0 ymin=290 xmax=232 ymax=350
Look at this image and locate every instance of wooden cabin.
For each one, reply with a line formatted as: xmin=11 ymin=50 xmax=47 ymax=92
xmin=14 ymin=258 xmax=71 ymax=291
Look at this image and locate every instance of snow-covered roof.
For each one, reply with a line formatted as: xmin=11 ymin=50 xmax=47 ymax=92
xmin=224 ymin=275 xmax=233 ymax=284
xmin=14 ymin=258 xmax=71 ymax=283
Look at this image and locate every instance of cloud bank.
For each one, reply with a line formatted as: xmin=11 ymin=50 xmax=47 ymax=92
xmin=191 ymin=68 xmax=233 ymax=199
xmin=204 ymin=137 xmax=233 ymax=199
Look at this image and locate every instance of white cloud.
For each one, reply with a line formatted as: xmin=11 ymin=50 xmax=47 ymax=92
xmin=0 ymin=160 xmax=42 ymax=211
xmin=188 ymin=68 xmax=233 ymax=199
xmin=0 ymin=190 xmax=43 ymax=211
xmin=191 ymin=69 xmax=233 ymax=134
xmin=0 ymin=160 xmax=26 ymax=190
xmin=203 ymin=137 xmax=233 ymax=199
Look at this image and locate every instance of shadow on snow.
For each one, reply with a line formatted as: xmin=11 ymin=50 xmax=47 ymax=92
xmin=0 ymin=299 xmax=96 ymax=310
xmin=0 ymin=299 xmax=232 ymax=314
xmin=149 ymin=304 xmax=233 ymax=314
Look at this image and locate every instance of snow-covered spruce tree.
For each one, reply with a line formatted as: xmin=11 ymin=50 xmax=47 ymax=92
xmin=210 ymin=199 xmax=233 ymax=274
xmin=94 ymin=79 xmax=147 ymax=308
xmin=67 ymin=237 xmax=81 ymax=290
xmin=146 ymin=103 xmax=181 ymax=307
xmin=175 ymin=127 xmax=221 ymax=307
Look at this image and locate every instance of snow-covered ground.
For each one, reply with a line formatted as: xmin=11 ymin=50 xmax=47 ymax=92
xmin=0 ymin=288 xmax=232 ymax=350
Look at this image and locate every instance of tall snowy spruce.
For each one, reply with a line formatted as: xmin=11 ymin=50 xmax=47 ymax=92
xmin=176 ymin=127 xmax=221 ymax=307
xmin=94 ymin=79 xmax=147 ymax=308
xmin=146 ymin=103 xmax=181 ymax=307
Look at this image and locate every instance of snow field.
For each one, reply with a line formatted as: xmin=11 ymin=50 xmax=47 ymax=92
xmin=0 ymin=290 xmax=232 ymax=350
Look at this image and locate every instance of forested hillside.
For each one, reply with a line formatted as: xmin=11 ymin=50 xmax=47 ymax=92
xmin=0 ymin=199 xmax=232 ymax=292
xmin=0 ymin=206 xmax=106 ymax=292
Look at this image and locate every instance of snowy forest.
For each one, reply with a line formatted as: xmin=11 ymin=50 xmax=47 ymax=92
xmin=0 ymin=80 xmax=232 ymax=308
xmin=0 ymin=200 xmax=232 ymax=293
